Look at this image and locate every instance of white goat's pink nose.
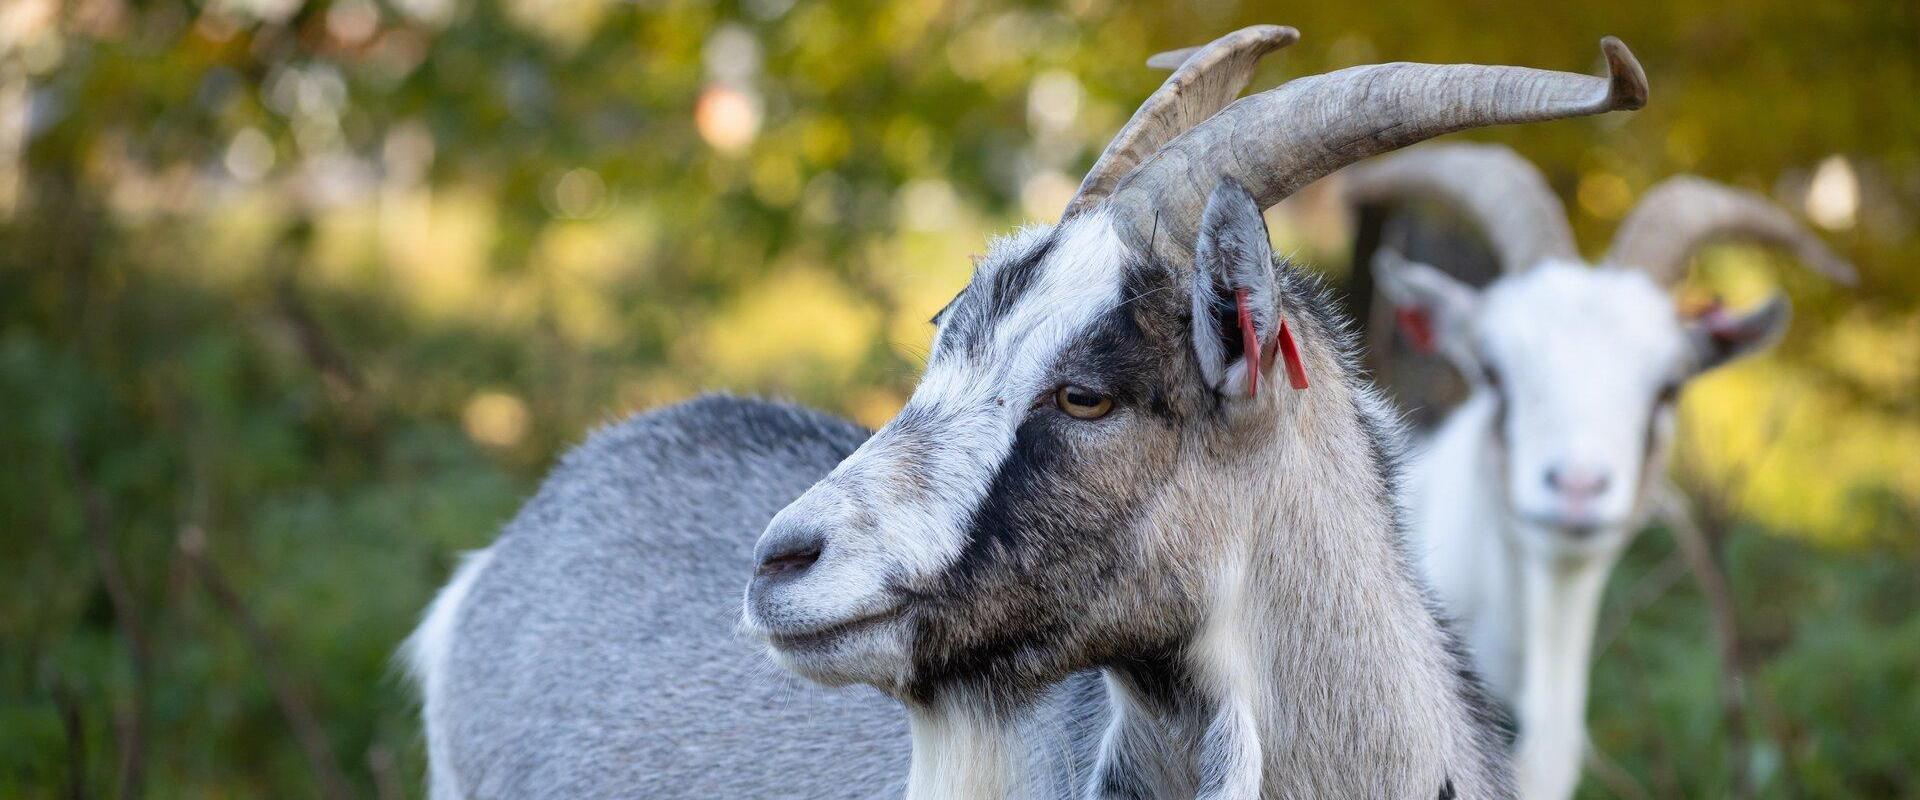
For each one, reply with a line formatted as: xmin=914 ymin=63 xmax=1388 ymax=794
xmin=1545 ymin=464 xmax=1611 ymax=499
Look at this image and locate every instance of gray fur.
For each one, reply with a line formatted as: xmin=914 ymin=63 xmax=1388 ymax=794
xmin=414 ymin=397 xmax=922 ymax=799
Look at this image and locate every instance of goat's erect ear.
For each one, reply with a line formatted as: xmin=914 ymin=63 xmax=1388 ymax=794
xmin=1371 ymin=247 xmax=1484 ymax=378
xmin=1686 ymin=294 xmax=1790 ymax=375
xmin=1192 ymin=178 xmax=1282 ymax=398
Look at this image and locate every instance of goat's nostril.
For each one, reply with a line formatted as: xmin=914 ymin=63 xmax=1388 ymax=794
xmin=757 ymin=546 xmax=821 ymax=578
xmin=1546 ymin=465 xmax=1610 ymax=497
xmin=755 ymin=534 xmax=824 ymax=579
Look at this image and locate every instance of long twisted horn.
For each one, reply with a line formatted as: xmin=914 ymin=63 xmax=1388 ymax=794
xmin=1343 ymin=143 xmax=1579 ymax=272
xmin=1603 ymin=176 xmax=1857 ymax=287
xmin=1107 ymin=37 xmax=1648 ymax=270
xmin=1062 ymin=25 xmax=1299 ymax=219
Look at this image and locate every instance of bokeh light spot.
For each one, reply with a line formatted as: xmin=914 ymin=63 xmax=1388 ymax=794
xmin=696 ymin=85 xmax=762 ymax=155
xmin=1020 ymin=170 xmax=1076 ymax=221
xmin=1577 ymin=171 xmax=1633 ymax=220
xmin=1805 ymin=155 xmax=1859 ymax=231
xmin=551 ymin=168 xmax=607 ymax=219
xmin=463 ymin=390 xmax=531 ymax=448
xmin=224 ymin=127 xmax=276 ymax=182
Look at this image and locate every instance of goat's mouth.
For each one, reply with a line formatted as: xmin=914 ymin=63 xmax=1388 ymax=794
xmin=1517 ymin=510 xmax=1632 ymax=543
xmin=764 ymin=606 xmax=908 ymax=653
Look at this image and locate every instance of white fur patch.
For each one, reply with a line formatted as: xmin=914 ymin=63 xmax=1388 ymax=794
xmin=403 ymin=548 xmax=495 ymax=800
xmin=905 ymin=698 xmax=1017 ymax=800
xmin=742 ymin=213 xmax=1133 ymax=684
xmin=831 ymin=212 xmax=1130 ymax=572
xmin=1192 ymin=553 xmax=1264 ymax=799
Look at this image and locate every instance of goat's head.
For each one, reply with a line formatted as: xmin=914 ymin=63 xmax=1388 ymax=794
xmin=742 ymin=29 xmax=1648 ymax=700
xmin=1356 ymin=145 xmax=1855 ymax=550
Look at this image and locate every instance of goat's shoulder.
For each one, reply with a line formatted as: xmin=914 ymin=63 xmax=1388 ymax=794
xmin=507 ymin=394 xmax=869 ymax=537
xmin=431 ymin=394 xmax=903 ymax=798
xmin=559 ymin=392 xmax=869 ymax=483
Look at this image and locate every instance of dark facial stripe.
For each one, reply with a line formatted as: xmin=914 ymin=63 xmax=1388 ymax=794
xmin=952 ymin=300 xmax=1169 ymax=563
xmin=934 ymin=231 xmax=1058 ymax=356
xmin=900 ymin=289 xmax=1185 ymax=698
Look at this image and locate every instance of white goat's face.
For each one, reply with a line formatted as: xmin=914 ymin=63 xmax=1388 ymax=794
xmin=744 ymin=184 xmax=1306 ymax=700
xmin=1474 ymin=264 xmax=1687 ymax=535
xmin=1378 ymin=256 xmax=1790 ymax=547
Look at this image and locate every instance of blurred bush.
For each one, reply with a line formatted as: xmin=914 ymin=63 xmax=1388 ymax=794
xmin=0 ymin=0 xmax=1913 ymax=797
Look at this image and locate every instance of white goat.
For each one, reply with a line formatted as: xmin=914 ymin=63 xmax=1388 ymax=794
xmin=409 ymin=30 xmax=1649 ymax=799
xmin=1346 ymin=143 xmax=1855 ymax=800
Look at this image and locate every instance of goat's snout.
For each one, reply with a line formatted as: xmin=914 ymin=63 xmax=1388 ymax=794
xmin=754 ymin=524 xmax=826 ymax=580
xmin=1543 ymin=463 xmax=1611 ymax=501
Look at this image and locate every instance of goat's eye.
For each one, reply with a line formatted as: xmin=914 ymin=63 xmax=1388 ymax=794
xmin=1055 ymin=385 xmax=1113 ymax=420
xmin=1656 ymin=380 xmax=1681 ymax=406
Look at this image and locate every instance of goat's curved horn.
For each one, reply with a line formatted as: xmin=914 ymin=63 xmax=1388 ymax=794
xmin=1062 ymin=25 xmax=1300 ymax=219
xmin=1343 ymin=143 xmax=1579 ymax=272
xmin=1108 ymin=37 xmax=1648 ymax=269
xmin=1603 ymin=176 xmax=1857 ymax=287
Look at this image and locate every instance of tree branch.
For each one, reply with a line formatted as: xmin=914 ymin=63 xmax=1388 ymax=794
xmin=367 ymin=744 xmax=404 ymax=800
xmin=1593 ymin=544 xmax=1690 ymax=660
xmin=176 ymin=525 xmax=355 ymax=800
xmin=65 ymin=443 xmax=148 ymax=800
xmin=46 ymin=668 xmax=91 ymax=800
xmin=1654 ymin=481 xmax=1754 ymax=799
xmin=1584 ymin=741 xmax=1651 ymax=800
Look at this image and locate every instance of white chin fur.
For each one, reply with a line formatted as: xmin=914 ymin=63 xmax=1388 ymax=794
xmin=763 ymin=615 xmax=912 ymax=692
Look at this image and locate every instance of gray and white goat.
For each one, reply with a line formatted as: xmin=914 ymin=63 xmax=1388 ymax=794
xmin=409 ymin=29 xmax=1649 ymax=799
xmin=1347 ymin=143 xmax=1855 ymax=800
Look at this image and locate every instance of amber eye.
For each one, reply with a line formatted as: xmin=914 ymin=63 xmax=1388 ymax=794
xmin=1055 ymin=385 xmax=1114 ymax=420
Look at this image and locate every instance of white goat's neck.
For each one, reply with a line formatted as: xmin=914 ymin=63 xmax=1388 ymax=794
xmin=1103 ymin=373 xmax=1498 ymax=799
xmin=1510 ymin=551 xmax=1616 ymax=800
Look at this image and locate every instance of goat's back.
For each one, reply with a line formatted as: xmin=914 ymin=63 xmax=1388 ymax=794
xmin=412 ymin=395 xmax=909 ymax=799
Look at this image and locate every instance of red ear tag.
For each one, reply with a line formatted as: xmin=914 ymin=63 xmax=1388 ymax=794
xmin=1701 ymin=297 xmax=1730 ymax=327
xmin=1395 ymin=306 xmax=1436 ymax=354
xmin=1276 ymin=320 xmax=1309 ymax=390
xmin=1234 ymin=287 xmax=1262 ymax=398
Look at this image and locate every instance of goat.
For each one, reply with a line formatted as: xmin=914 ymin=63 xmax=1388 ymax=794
xmin=407 ymin=28 xmax=1648 ymax=799
xmin=741 ymin=37 xmax=1651 ymax=798
xmin=1345 ymin=143 xmax=1855 ymax=800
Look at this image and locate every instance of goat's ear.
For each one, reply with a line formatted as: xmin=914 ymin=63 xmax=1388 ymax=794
xmin=1371 ymin=247 xmax=1483 ymax=377
xmin=1192 ymin=178 xmax=1278 ymax=398
xmin=1685 ymin=294 xmax=1790 ymax=375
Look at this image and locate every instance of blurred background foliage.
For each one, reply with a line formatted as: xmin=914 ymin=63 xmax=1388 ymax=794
xmin=0 ymin=0 xmax=1914 ymax=797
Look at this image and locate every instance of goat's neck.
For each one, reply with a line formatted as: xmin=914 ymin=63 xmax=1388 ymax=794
xmin=1511 ymin=546 xmax=1618 ymax=799
xmin=1431 ymin=390 xmax=1627 ymax=799
xmin=904 ymin=687 xmax=1097 ymax=800
xmin=903 ymin=696 xmax=1024 ymax=800
xmin=1101 ymin=381 xmax=1498 ymax=799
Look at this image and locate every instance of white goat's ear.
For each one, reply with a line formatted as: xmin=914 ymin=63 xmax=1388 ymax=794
xmin=1192 ymin=178 xmax=1280 ymax=399
xmin=1685 ymin=294 xmax=1790 ymax=375
xmin=1371 ymin=247 xmax=1483 ymax=377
